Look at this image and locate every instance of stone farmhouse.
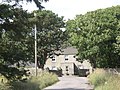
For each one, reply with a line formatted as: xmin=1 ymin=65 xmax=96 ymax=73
xmin=44 ymin=47 xmax=92 ymax=76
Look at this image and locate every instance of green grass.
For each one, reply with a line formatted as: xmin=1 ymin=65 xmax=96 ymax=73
xmin=29 ymin=71 xmax=59 ymax=89
xmin=88 ymin=68 xmax=120 ymax=90
xmin=0 ymin=83 xmax=13 ymax=90
xmin=0 ymin=71 xmax=59 ymax=90
xmin=95 ymin=74 xmax=120 ymax=90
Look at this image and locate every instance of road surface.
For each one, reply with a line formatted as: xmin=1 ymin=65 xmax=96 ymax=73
xmin=44 ymin=76 xmax=94 ymax=90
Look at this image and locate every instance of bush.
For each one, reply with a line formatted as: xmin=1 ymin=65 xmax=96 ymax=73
xmin=95 ymin=75 xmax=120 ymax=90
xmin=0 ymin=83 xmax=13 ymax=90
xmin=88 ymin=69 xmax=109 ymax=87
xmin=88 ymin=68 xmax=120 ymax=90
xmin=30 ymin=71 xmax=59 ymax=89
xmin=11 ymin=81 xmax=39 ymax=90
xmin=0 ymin=76 xmax=12 ymax=90
xmin=0 ymin=71 xmax=58 ymax=90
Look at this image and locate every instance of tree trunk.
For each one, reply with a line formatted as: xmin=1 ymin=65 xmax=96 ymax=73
xmin=37 ymin=52 xmax=47 ymax=70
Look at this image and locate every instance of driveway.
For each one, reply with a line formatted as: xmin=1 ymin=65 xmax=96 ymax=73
xmin=44 ymin=76 xmax=94 ymax=90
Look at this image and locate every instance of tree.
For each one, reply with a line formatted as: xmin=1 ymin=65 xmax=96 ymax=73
xmin=1 ymin=0 xmax=49 ymax=9
xmin=0 ymin=4 xmax=31 ymax=80
xmin=30 ymin=10 xmax=68 ymax=69
xmin=0 ymin=4 xmax=67 ymax=79
xmin=66 ymin=6 xmax=120 ymax=68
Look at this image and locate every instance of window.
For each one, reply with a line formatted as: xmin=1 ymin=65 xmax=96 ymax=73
xmin=66 ymin=66 xmax=69 ymax=71
xmin=52 ymin=55 xmax=56 ymax=62
xmin=52 ymin=66 xmax=57 ymax=70
xmin=64 ymin=55 xmax=68 ymax=61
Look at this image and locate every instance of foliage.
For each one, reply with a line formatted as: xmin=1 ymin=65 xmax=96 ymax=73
xmin=88 ymin=69 xmax=109 ymax=87
xmin=88 ymin=69 xmax=120 ymax=90
xmin=0 ymin=4 xmax=31 ymax=80
xmin=11 ymin=71 xmax=58 ymax=90
xmin=0 ymin=4 xmax=67 ymax=79
xmin=66 ymin=5 xmax=120 ymax=68
xmin=30 ymin=10 xmax=67 ymax=69
xmin=0 ymin=83 xmax=13 ymax=90
xmin=30 ymin=71 xmax=58 ymax=89
xmin=96 ymin=75 xmax=120 ymax=90
xmin=114 ymin=36 xmax=120 ymax=55
xmin=0 ymin=71 xmax=58 ymax=90
xmin=0 ymin=76 xmax=13 ymax=90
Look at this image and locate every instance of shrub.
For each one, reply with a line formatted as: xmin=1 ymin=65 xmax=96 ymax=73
xmin=88 ymin=68 xmax=120 ymax=90
xmin=88 ymin=69 xmax=109 ymax=87
xmin=0 ymin=76 xmax=12 ymax=90
xmin=30 ymin=71 xmax=59 ymax=89
xmin=0 ymin=83 xmax=13 ymax=90
xmin=0 ymin=71 xmax=58 ymax=90
xmin=11 ymin=81 xmax=39 ymax=90
xmin=95 ymin=75 xmax=120 ymax=90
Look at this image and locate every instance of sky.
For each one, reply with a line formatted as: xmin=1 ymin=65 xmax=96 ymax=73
xmin=1 ymin=0 xmax=120 ymax=20
xmin=42 ymin=0 xmax=120 ymax=20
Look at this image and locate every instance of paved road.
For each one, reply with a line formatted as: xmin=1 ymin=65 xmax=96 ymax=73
xmin=44 ymin=76 xmax=94 ymax=90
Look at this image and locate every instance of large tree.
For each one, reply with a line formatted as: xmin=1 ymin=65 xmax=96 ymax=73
xmin=0 ymin=4 xmax=31 ymax=80
xmin=66 ymin=5 xmax=120 ymax=68
xmin=30 ymin=10 xmax=67 ymax=69
xmin=0 ymin=3 xmax=67 ymax=79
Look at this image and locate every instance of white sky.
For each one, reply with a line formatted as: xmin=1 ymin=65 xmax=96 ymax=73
xmin=42 ymin=0 xmax=120 ymax=19
xmin=1 ymin=0 xmax=120 ymax=20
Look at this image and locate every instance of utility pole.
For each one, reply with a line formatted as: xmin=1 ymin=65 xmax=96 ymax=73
xmin=34 ymin=13 xmax=37 ymax=76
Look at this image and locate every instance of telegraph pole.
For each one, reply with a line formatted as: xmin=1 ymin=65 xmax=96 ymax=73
xmin=34 ymin=13 xmax=37 ymax=76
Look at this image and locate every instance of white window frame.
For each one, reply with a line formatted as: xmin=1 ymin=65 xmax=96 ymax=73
xmin=52 ymin=55 xmax=56 ymax=62
xmin=64 ymin=55 xmax=69 ymax=61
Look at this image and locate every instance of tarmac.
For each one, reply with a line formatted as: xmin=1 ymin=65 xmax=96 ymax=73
xmin=44 ymin=76 xmax=94 ymax=90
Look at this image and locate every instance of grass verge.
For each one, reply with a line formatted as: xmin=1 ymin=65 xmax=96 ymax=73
xmin=0 ymin=71 xmax=58 ymax=90
xmin=88 ymin=68 xmax=120 ymax=90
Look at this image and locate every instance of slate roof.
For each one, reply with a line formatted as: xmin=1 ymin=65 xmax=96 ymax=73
xmin=55 ymin=47 xmax=78 ymax=55
xmin=62 ymin=47 xmax=78 ymax=55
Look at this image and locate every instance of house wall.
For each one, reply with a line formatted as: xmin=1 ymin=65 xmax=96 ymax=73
xmin=61 ymin=62 xmax=74 ymax=75
xmin=44 ymin=55 xmax=76 ymax=70
xmin=44 ymin=55 xmax=92 ymax=75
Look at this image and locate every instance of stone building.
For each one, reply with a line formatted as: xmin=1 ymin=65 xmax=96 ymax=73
xmin=44 ymin=47 xmax=92 ymax=76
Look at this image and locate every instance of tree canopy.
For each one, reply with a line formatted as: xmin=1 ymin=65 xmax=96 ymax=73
xmin=30 ymin=10 xmax=67 ymax=69
xmin=66 ymin=5 xmax=120 ymax=68
xmin=0 ymin=3 xmax=67 ymax=79
xmin=0 ymin=4 xmax=31 ymax=80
